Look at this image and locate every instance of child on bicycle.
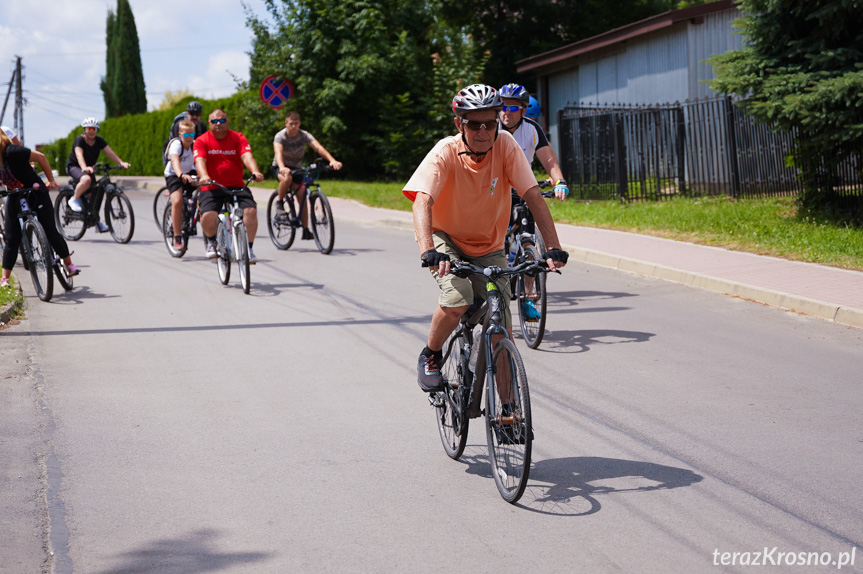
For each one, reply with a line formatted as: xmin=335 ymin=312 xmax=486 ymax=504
xmin=1 ymin=131 xmax=79 ymax=288
xmin=272 ymin=111 xmax=342 ymax=240
xmin=163 ymin=120 xmax=199 ymax=251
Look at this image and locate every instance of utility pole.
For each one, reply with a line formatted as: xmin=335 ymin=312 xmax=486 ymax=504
xmin=14 ymin=56 xmax=24 ymax=145
xmin=0 ymin=56 xmax=24 ymax=145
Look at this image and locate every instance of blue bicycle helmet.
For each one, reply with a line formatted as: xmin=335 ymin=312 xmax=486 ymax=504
xmin=525 ymin=96 xmax=541 ymax=120
xmin=499 ymin=83 xmax=530 ymax=106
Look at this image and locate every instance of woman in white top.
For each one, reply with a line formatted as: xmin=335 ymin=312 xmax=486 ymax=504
xmin=163 ymin=120 xmax=199 ymax=250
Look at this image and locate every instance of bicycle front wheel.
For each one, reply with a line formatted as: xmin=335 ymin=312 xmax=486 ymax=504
xmin=24 ymin=219 xmax=54 ymax=302
xmin=235 ymin=222 xmax=250 ymax=294
xmin=216 ymin=218 xmax=231 ymax=285
xmin=162 ymin=203 xmax=186 ymax=258
xmin=310 ymin=191 xmax=335 ymax=254
xmin=54 ymin=187 xmax=86 ymax=241
xmin=105 ymin=190 xmax=135 ymax=244
xmin=53 ymin=258 xmax=73 ymax=291
xmin=485 ymin=338 xmax=532 ymax=503
xmin=437 ymin=330 xmax=470 ymax=459
xmin=517 ymin=244 xmax=548 ymax=349
xmin=153 ymin=186 xmax=170 ymax=233
xmin=266 ymin=191 xmax=297 ymax=250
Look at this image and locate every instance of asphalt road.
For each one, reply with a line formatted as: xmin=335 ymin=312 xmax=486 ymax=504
xmin=2 ymin=189 xmax=862 ymax=573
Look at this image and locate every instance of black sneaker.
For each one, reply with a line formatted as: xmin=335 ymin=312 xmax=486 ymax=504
xmin=302 ymin=228 xmax=314 ymax=240
xmin=417 ymin=350 xmax=444 ymax=392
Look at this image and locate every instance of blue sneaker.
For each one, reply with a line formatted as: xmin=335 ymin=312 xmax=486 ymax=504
xmin=523 ymin=300 xmax=541 ymax=322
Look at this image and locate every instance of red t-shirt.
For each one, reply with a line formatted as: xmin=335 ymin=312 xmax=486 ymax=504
xmin=193 ymin=130 xmax=252 ymax=189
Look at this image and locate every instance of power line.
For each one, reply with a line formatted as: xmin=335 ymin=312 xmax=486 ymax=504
xmin=24 ymin=91 xmax=103 ymax=114
xmin=24 ymin=43 xmax=251 ymax=58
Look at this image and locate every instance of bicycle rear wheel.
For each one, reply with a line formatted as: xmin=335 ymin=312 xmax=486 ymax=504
xmin=162 ymin=203 xmax=186 ymax=258
xmin=436 ymin=330 xmax=470 ymax=459
xmin=517 ymin=244 xmax=548 ymax=349
xmin=54 ymin=187 xmax=86 ymax=241
xmin=235 ymin=222 xmax=251 ymax=294
xmin=216 ymin=218 xmax=231 ymax=285
xmin=485 ymin=338 xmax=532 ymax=503
xmin=105 ymin=189 xmax=135 ymax=244
xmin=310 ymin=191 xmax=335 ymax=254
xmin=24 ymin=219 xmax=54 ymax=302
xmin=153 ymin=186 xmax=170 ymax=233
xmin=266 ymin=191 xmax=296 ymax=250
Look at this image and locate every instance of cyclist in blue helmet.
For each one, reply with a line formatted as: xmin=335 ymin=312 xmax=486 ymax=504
xmin=498 ymin=84 xmax=567 ymax=201
xmin=525 ymin=96 xmax=541 ymax=120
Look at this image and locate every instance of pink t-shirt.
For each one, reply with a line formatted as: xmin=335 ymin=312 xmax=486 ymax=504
xmin=403 ymin=130 xmax=536 ymax=257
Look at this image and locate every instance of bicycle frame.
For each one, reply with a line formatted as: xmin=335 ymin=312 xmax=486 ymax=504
xmin=64 ymin=164 xmax=120 ymax=227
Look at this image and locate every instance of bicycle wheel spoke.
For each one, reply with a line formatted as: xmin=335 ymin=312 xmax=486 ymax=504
xmin=436 ymin=329 xmax=470 ymax=459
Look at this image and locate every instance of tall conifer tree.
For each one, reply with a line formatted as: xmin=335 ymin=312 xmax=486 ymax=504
xmin=100 ymin=0 xmax=146 ymax=118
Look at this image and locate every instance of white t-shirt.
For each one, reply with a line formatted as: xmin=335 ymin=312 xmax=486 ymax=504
xmin=499 ymin=117 xmax=549 ymax=164
xmin=163 ymin=138 xmax=195 ymax=177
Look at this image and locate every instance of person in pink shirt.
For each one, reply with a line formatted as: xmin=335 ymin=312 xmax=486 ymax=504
xmin=403 ymin=84 xmax=569 ymax=393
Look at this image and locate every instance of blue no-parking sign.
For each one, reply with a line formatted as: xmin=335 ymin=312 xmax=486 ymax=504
xmin=259 ymin=75 xmax=294 ymax=109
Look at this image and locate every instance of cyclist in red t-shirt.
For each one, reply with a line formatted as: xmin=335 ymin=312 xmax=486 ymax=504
xmin=193 ymin=109 xmax=264 ymax=262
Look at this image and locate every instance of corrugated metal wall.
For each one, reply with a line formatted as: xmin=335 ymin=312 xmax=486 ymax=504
xmin=542 ymin=6 xmax=740 ymax=157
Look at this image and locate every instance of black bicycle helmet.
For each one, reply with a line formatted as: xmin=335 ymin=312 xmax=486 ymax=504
xmin=452 ymin=84 xmax=502 ymax=117
xmin=187 ymin=101 xmax=203 ymax=114
xmin=499 ymin=83 xmax=530 ymax=105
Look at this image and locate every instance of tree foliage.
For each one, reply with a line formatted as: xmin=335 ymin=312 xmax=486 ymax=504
xmin=245 ymin=0 xmax=489 ymax=179
xmin=710 ymin=0 xmax=863 ymax=222
xmin=100 ymin=0 xmax=147 ymax=118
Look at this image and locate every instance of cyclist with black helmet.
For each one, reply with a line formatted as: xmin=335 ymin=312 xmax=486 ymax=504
xmin=65 ymin=118 xmax=130 ymax=221
xmin=403 ymin=84 xmax=569 ymax=393
xmin=498 ymin=83 xmax=568 ymax=201
xmin=163 ymin=101 xmax=207 ymax=165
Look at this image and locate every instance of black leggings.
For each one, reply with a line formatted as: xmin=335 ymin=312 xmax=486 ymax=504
xmin=2 ymin=190 xmax=70 ymax=270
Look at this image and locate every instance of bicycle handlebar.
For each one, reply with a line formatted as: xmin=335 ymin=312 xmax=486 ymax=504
xmin=449 ymin=259 xmax=553 ymax=278
xmin=0 ymin=184 xmax=42 ymax=197
xmin=90 ymin=162 xmax=128 ymax=174
xmin=198 ymin=175 xmax=256 ymax=193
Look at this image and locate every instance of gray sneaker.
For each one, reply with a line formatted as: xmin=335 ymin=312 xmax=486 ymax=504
xmin=205 ymin=240 xmax=218 ymax=259
xmin=417 ymin=350 xmax=444 ymax=392
xmin=248 ymin=247 xmax=258 ymax=264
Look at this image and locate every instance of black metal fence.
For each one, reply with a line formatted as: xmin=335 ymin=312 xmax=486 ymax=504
xmin=557 ymin=97 xmax=861 ymax=202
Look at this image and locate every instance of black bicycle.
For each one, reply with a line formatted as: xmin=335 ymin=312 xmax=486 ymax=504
xmin=161 ymin=179 xmax=201 ymax=258
xmin=430 ymin=259 xmax=553 ymax=503
xmin=0 ymin=185 xmax=74 ymax=301
xmin=54 ymin=163 xmax=135 ymax=244
xmin=504 ymin=184 xmax=555 ymax=348
xmin=266 ymin=158 xmax=335 ymax=254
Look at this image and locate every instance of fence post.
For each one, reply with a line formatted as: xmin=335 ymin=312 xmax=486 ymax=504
xmin=725 ymin=96 xmax=741 ymax=198
xmin=558 ymin=108 xmax=573 ymax=186
xmin=676 ymin=106 xmax=687 ymax=196
xmin=612 ymin=112 xmax=628 ymax=201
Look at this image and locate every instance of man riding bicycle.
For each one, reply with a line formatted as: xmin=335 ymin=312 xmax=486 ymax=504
xmin=193 ymin=109 xmax=264 ymax=262
xmin=403 ymin=84 xmax=569 ymax=393
xmin=271 ymin=111 xmax=342 ymax=240
xmin=498 ymin=83 xmax=569 ymax=321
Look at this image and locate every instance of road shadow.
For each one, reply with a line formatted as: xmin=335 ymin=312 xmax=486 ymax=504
xmin=451 ymin=451 xmax=701 ymax=516
xmin=538 ymin=329 xmax=655 ymax=353
xmin=24 ymin=285 xmax=121 ymax=305
xmin=1 ymin=315 xmax=430 ymax=337
xmin=521 ymin=456 xmax=703 ymax=516
xmin=249 ymin=281 xmax=325 ymax=297
xmin=547 ymin=289 xmax=638 ymax=309
xmin=93 ymin=528 xmax=271 ymax=574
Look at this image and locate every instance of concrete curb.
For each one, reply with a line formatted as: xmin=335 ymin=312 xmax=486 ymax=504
xmin=0 ymin=272 xmax=25 ymax=327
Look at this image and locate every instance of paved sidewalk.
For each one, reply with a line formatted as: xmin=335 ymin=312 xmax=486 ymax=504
xmin=119 ymin=176 xmax=863 ymax=329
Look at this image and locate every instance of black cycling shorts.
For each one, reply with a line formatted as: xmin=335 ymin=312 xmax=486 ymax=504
xmin=198 ymin=187 xmax=256 ymax=214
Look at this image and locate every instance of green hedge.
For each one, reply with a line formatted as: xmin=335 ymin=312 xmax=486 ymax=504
xmin=40 ymin=92 xmax=282 ymax=177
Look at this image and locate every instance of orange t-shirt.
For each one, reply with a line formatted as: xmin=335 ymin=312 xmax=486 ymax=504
xmin=403 ymin=130 xmax=536 ymax=257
